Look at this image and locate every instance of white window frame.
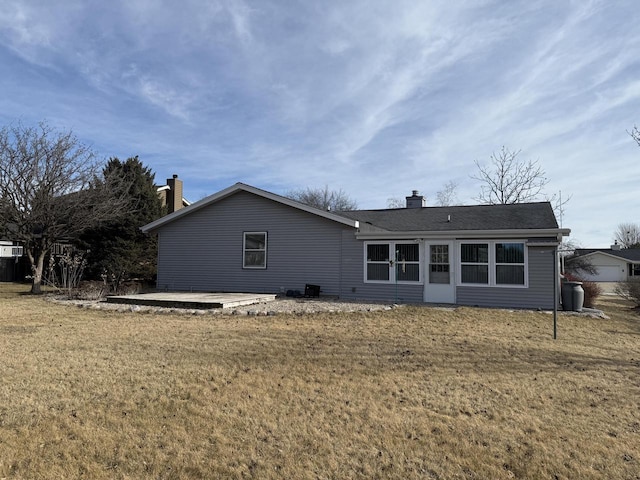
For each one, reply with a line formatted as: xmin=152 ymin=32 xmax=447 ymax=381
xmin=243 ymin=232 xmax=267 ymax=269
xmin=457 ymin=240 xmax=528 ymax=288
xmin=495 ymin=242 xmax=526 ymax=286
xmin=459 ymin=241 xmax=489 ymax=285
xmin=428 ymin=244 xmax=451 ymax=284
xmin=364 ymin=241 xmax=422 ymax=284
xmin=365 ymin=242 xmax=391 ymax=283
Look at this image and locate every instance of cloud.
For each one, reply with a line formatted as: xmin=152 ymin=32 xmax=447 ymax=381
xmin=0 ymin=0 xmax=638 ymax=245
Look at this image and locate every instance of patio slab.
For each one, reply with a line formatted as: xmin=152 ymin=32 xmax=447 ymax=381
xmin=105 ymin=292 xmax=277 ymax=309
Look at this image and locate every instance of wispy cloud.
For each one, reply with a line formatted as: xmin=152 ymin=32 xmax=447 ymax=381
xmin=0 ymin=0 xmax=638 ymax=244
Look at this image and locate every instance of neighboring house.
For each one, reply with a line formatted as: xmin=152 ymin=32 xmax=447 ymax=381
xmin=0 ymin=240 xmax=26 ymax=282
xmin=141 ymin=183 xmax=570 ymax=309
xmin=568 ymin=246 xmax=640 ymax=282
xmin=157 ymin=174 xmax=191 ymax=214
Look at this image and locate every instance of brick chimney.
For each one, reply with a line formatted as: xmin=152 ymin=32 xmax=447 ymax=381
xmin=405 ymin=190 xmax=426 ymax=209
xmin=166 ymin=174 xmax=184 ymax=213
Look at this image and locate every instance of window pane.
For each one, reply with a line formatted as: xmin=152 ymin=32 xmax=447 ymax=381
xmin=396 ymin=263 xmax=419 ymax=282
xmin=396 ymin=244 xmax=419 ymax=262
xmin=429 ymin=270 xmax=450 ymax=284
xmin=367 ymin=263 xmax=389 ymax=281
xmin=461 ymin=244 xmax=488 ymax=263
xmin=496 ymin=265 xmax=525 ymax=284
xmin=461 ymin=265 xmax=488 ymax=284
xmin=496 ymin=243 xmax=524 ymax=263
xmin=244 ymin=232 xmax=266 ymax=268
xmin=430 ymin=245 xmax=449 ymax=264
xmin=367 ymin=244 xmax=389 ymax=262
xmin=431 ymin=264 xmax=450 ymax=273
xmin=244 ymin=251 xmax=265 ymax=268
xmin=245 ymin=233 xmax=265 ymax=250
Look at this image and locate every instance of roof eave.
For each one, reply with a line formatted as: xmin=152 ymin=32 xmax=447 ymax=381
xmin=355 ymin=228 xmax=570 ymax=241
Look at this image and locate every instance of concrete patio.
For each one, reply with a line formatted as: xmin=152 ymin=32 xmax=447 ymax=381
xmin=105 ymin=292 xmax=277 ymax=309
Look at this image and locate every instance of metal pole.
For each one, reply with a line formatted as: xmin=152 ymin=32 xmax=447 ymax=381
xmin=395 ymin=249 xmax=399 ymax=304
xmin=553 ymin=247 xmax=558 ymax=340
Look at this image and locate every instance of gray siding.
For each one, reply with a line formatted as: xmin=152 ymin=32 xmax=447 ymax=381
xmin=338 ymin=231 xmax=424 ymax=303
xmin=456 ymin=246 xmax=556 ymax=309
xmin=154 ymin=191 xmax=558 ymax=308
xmin=156 ymin=191 xmax=350 ymax=295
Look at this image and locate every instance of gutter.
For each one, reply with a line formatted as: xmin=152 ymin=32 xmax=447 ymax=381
xmin=354 ymin=228 xmax=571 ymax=241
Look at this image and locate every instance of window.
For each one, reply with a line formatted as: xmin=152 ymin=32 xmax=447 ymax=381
xmin=459 ymin=241 xmax=527 ymax=287
xmin=429 ymin=245 xmax=450 ymax=284
xmin=396 ymin=243 xmax=420 ymax=282
xmin=243 ymin=232 xmax=267 ymax=269
xmin=461 ymin=243 xmax=489 ymax=284
xmin=51 ymin=243 xmax=73 ymax=257
xmin=495 ymin=243 xmax=525 ymax=285
xmin=630 ymin=263 xmax=640 ymax=277
xmin=365 ymin=242 xmax=421 ymax=283
xmin=366 ymin=243 xmax=390 ymax=281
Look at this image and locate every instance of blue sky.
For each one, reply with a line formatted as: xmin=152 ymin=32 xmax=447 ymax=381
xmin=1 ymin=0 xmax=638 ymax=247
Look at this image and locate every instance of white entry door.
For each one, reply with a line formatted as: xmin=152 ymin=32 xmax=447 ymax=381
xmin=423 ymin=242 xmax=456 ymax=303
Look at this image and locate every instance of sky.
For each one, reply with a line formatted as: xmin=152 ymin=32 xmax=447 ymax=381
xmin=0 ymin=0 xmax=638 ymax=247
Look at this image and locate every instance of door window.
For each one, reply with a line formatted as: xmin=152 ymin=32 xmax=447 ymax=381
xmin=429 ymin=245 xmax=450 ymax=284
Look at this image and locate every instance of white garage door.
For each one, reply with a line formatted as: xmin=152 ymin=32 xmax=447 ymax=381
xmin=582 ymin=265 xmax=622 ymax=282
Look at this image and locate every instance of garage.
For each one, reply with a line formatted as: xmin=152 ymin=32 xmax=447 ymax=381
xmin=581 ymin=265 xmax=623 ymax=282
xmin=569 ymin=248 xmax=640 ymax=283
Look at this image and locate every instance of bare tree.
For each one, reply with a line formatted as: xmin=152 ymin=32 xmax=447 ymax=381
xmin=287 ymin=185 xmax=357 ymax=211
xmin=472 ymin=147 xmax=548 ymax=205
xmin=435 ymin=180 xmax=459 ymax=206
xmin=0 ymin=122 xmax=128 ymax=293
xmin=564 ymin=254 xmax=598 ymax=278
xmin=387 ymin=180 xmax=457 ymax=209
xmin=386 ymin=197 xmax=405 ymax=209
xmin=630 ymin=125 xmax=640 ymax=146
xmin=614 ymin=223 xmax=640 ymax=249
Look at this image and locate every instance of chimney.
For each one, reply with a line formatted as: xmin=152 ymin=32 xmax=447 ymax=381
xmin=611 ymin=241 xmax=621 ymax=251
xmin=166 ymin=174 xmax=184 ymax=213
xmin=405 ymin=190 xmax=426 ymax=209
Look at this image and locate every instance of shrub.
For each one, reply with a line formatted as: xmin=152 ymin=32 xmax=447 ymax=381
xmin=43 ymin=248 xmax=87 ymax=293
xmin=614 ymin=279 xmax=640 ymax=309
xmin=580 ymin=281 xmax=603 ymax=308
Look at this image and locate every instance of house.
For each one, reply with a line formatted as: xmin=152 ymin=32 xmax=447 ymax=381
xmin=0 ymin=240 xmax=26 ymax=282
xmin=141 ymin=183 xmax=570 ymax=309
xmin=568 ymin=245 xmax=640 ymax=282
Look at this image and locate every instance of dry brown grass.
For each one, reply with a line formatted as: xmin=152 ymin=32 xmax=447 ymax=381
xmin=0 ymin=283 xmax=639 ymax=479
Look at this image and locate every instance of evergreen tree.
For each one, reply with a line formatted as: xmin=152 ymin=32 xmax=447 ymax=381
xmin=81 ymin=156 xmax=163 ymax=287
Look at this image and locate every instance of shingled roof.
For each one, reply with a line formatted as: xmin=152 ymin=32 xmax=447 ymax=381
xmin=142 ymin=183 xmax=566 ymax=237
xmin=337 ymin=202 xmax=559 ymax=232
xmin=574 ymin=248 xmax=640 ymax=262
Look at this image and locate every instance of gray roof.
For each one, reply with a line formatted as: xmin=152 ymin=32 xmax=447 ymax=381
xmin=337 ymin=202 xmax=559 ymax=232
xmin=142 ymin=182 xmax=565 ymax=236
xmin=574 ymin=248 xmax=640 ymax=262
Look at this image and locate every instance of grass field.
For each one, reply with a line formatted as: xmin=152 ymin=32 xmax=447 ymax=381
xmin=0 ymin=283 xmax=639 ymax=479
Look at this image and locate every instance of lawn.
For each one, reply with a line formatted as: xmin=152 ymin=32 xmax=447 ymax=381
xmin=0 ymin=283 xmax=638 ymax=479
